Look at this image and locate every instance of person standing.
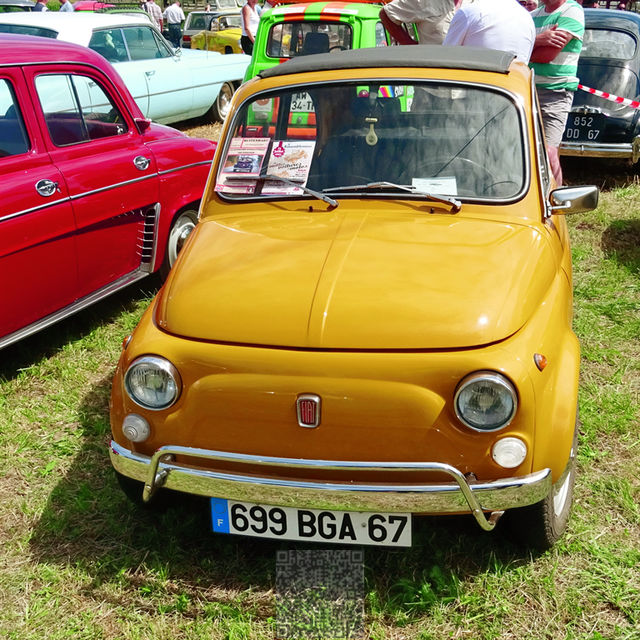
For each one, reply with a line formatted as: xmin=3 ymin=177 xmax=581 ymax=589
xmin=380 ymin=0 xmax=459 ymax=46
xmin=59 ymin=0 xmax=74 ymax=11
xmin=164 ymin=1 xmax=186 ymax=48
xmin=33 ymin=0 xmax=48 ymax=11
xmin=146 ymin=0 xmax=164 ymax=32
xmin=241 ymin=0 xmax=260 ymax=55
xmin=443 ymin=0 xmax=536 ymax=63
xmin=529 ymin=0 xmax=584 ymax=185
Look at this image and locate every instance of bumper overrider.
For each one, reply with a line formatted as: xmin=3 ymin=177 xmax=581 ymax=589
xmin=560 ymin=136 xmax=640 ymax=162
xmin=110 ymin=440 xmax=552 ymax=532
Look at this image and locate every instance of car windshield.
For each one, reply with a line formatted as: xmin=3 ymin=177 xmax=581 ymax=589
xmin=581 ymin=28 xmax=636 ymax=60
xmin=216 ymin=81 xmax=526 ymax=202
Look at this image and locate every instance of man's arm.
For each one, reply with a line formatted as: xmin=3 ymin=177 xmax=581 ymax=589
xmin=379 ymin=7 xmax=417 ymax=45
xmin=530 ymin=26 xmax=573 ymax=63
xmin=442 ymin=8 xmax=469 ymax=47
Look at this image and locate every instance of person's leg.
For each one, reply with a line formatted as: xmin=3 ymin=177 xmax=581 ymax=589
xmin=241 ymin=35 xmax=253 ymax=55
xmin=536 ymin=89 xmax=574 ymax=186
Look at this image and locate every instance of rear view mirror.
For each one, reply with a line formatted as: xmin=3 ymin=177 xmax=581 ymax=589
xmin=549 ymin=185 xmax=599 ymax=214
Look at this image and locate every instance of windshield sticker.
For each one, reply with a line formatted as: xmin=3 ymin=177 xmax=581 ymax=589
xmin=262 ymin=140 xmax=316 ymax=195
xmin=216 ymin=137 xmax=271 ymax=194
xmin=412 ymin=177 xmax=458 ymax=196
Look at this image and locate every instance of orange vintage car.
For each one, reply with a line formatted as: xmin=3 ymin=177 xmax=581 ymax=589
xmin=109 ymin=46 xmax=598 ymax=550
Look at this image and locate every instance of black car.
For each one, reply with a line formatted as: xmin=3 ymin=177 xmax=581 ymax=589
xmin=561 ymin=9 xmax=640 ymax=162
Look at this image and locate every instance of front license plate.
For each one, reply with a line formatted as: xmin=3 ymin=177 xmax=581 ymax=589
xmin=564 ymin=113 xmax=603 ymax=142
xmin=210 ymin=498 xmax=411 ymax=547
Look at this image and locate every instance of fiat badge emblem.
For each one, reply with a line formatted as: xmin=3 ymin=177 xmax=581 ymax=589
xmin=296 ymin=394 xmax=321 ymax=428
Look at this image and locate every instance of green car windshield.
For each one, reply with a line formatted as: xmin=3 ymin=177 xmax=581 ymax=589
xmin=216 ymin=81 xmax=526 ymax=201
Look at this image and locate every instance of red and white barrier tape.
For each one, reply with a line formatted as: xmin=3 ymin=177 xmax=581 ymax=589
xmin=578 ymin=83 xmax=640 ymax=109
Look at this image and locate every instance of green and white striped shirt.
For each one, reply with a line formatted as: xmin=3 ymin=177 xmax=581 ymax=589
xmin=529 ymin=0 xmax=584 ymax=91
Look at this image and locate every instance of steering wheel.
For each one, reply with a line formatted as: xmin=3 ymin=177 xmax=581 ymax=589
xmin=329 ymin=45 xmax=347 ymax=52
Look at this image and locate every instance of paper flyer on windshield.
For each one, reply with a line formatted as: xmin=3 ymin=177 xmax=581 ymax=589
xmin=262 ymin=140 xmax=316 ymax=195
xmin=216 ymin=137 xmax=271 ymax=194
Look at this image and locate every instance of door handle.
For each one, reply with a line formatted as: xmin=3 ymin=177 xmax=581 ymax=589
xmin=134 ymin=156 xmax=151 ymax=171
xmin=35 ymin=179 xmax=60 ymax=197
xmin=145 ymin=70 xmax=156 ymax=77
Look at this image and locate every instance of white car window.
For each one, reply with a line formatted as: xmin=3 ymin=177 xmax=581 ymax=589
xmin=122 ymin=25 xmax=173 ymax=61
xmin=89 ymin=28 xmax=128 ymax=63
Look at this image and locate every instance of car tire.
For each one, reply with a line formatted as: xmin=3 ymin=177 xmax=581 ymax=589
xmin=210 ymin=81 xmax=234 ymax=122
xmin=503 ymin=419 xmax=578 ymax=550
xmin=115 ymin=470 xmax=172 ymax=511
xmin=160 ymin=208 xmax=198 ymax=280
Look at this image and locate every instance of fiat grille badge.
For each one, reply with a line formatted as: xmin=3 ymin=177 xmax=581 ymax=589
xmin=296 ymin=394 xmax=321 ymax=428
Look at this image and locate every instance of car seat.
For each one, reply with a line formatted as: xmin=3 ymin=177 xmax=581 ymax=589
xmin=301 ymin=32 xmax=329 ymax=55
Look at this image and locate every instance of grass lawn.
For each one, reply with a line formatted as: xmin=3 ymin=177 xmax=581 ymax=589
xmin=0 ymin=155 xmax=638 ymax=640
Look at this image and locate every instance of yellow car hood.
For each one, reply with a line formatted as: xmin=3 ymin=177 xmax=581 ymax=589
xmin=157 ymin=208 xmax=556 ymax=349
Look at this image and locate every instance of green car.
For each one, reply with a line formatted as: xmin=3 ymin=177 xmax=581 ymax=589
xmin=243 ymin=1 xmax=415 ymax=130
xmin=243 ymin=1 xmax=392 ymax=81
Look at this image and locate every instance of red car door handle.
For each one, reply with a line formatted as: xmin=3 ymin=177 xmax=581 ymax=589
xmin=134 ymin=156 xmax=151 ymax=171
xmin=35 ymin=179 xmax=60 ymax=197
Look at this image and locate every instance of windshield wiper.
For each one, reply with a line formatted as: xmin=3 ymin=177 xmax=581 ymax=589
xmin=225 ymin=174 xmax=338 ymax=210
xmin=323 ymin=181 xmax=461 ymax=213
xmin=263 ymin=174 xmax=338 ymax=210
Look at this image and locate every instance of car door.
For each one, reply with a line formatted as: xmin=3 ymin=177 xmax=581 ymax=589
xmin=0 ymin=67 xmax=78 ymax=348
xmin=118 ymin=24 xmax=195 ymax=123
xmin=26 ymin=64 xmax=161 ymax=300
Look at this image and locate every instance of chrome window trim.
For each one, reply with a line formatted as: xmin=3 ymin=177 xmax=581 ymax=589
xmin=217 ymin=77 xmax=532 ymax=206
xmin=530 ymin=70 xmax=553 ymax=218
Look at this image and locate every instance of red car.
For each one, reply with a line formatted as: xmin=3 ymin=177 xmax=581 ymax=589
xmin=0 ymin=33 xmax=216 ymax=350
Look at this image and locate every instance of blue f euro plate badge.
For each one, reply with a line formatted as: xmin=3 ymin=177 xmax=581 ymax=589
xmin=211 ymin=497 xmax=230 ymax=533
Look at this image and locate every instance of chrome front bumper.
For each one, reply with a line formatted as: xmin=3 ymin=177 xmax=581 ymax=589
xmin=560 ymin=137 xmax=640 ymax=162
xmin=110 ymin=440 xmax=552 ymax=532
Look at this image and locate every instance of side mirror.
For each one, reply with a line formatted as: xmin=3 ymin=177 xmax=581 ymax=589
xmin=173 ymin=46 xmax=182 ymax=57
xmin=549 ymin=185 xmax=599 ymax=215
xmin=135 ymin=117 xmax=152 ymax=134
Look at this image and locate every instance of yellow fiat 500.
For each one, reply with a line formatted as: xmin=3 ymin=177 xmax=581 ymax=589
xmin=110 ymin=46 xmax=598 ymax=550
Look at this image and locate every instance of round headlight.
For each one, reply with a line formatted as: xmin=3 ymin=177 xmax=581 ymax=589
xmin=124 ymin=356 xmax=181 ymax=410
xmin=454 ymin=371 xmax=517 ymax=431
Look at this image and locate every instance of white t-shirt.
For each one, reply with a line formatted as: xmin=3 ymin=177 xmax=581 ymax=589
xmin=242 ymin=3 xmax=260 ymax=37
xmin=443 ymin=0 xmax=536 ymax=63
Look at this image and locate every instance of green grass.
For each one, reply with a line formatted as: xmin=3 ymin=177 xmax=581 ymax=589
xmin=1 ymin=162 xmax=639 ymax=639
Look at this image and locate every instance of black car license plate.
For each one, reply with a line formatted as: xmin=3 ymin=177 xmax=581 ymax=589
xmin=564 ymin=113 xmax=603 ymax=142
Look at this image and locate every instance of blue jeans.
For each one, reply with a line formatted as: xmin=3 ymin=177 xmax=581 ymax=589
xmin=168 ymin=23 xmax=181 ymax=48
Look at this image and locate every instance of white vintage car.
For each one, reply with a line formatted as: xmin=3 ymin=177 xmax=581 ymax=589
xmin=0 ymin=12 xmax=249 ymax=122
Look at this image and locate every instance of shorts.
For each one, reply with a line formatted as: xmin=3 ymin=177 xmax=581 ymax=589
xmin=536 ymin=88 xmax=575 ymax=148
xmin=241 ymin=35 xmax=254 ymax=55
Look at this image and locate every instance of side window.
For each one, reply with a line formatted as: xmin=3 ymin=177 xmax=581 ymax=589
xmin=0 ymin=79 xmax=29 ymax=157
xmin=122 ymin=26 xmax=171 ymax=60
xmin=35 ymin=74 xmax=128 ymax=147
xmin=375 ymin=22 xmax=388 ymax=47
xmin=89 ymin=29 xmax=128 ymax=63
